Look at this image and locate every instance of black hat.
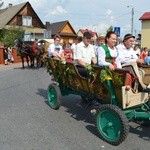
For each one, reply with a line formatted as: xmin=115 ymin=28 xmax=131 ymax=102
xmin=123 ymin=34 xmax=135 ymax=41
xmin=83 ymin=31 xmax=92 ymax=39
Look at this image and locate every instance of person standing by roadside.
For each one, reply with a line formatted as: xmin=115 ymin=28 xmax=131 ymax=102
xmin=7 ymin=46 xmax=14 ymax=64
xmin=3 ymin=45 xmax=8 ymax=65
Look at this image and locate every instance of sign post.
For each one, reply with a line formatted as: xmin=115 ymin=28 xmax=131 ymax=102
xmin=114 ymin=27 xmax=121 ymax=37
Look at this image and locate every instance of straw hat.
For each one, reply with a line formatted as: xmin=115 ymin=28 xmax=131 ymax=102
xmin=97 ymin=34 xmax=105 ymax=40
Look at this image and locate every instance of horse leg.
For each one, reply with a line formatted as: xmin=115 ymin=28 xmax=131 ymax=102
xmin=30 ymin=56 xmax=34 ymax=68
xmin=26 ymin=56 xmax=30 ymax=67
xmin=21 ymin=57 xmax=24 ymax=69
xmin=36 ymin=57 xmax=39 ymax=68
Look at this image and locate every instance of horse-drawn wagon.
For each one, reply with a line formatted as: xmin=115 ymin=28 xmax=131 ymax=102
xmin=44 ymin=58 xmax=150 ymax=145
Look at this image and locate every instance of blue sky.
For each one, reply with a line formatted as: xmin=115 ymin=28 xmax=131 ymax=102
xmin=1 ymin=0 xmax=150 ymax=37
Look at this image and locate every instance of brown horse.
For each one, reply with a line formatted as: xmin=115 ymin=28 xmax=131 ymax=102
xmin=14 ymin=39 xmax=45 ymax=68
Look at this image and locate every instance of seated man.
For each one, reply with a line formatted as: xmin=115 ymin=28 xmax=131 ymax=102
xmin=116 ymin=34 xmax=150 ymax=92
xmin=74 ymin=31 xmax=97 ymax=77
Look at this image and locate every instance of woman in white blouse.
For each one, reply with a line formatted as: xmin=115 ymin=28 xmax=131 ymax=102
xmin=97 ymin=31 xmax=119 ymax=70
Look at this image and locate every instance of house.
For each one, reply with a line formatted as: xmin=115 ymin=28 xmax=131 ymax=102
xmin=139 ymin=12 xmax=150 ymax=48
xmin=45 ymin=20 xmax=77 ymax=44
xmin=0 ymin=2 xmax=46 ymax=41
xmin=0 ymin=1 xmax=46 ymax=64
xmin=77 ymin=29 xmax=98 ymax=44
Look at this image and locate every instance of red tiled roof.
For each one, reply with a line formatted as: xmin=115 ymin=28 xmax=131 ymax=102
xmin=139 ymin=12 xmax=150 ymax=20
xmin=79 ymin=29 xmax=96 ymax=37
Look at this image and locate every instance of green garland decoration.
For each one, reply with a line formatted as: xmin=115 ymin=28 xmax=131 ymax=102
xmin=100 ymin=68 xmax=112 ymax=83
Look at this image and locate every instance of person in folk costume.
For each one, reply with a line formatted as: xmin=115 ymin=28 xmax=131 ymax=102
xmin=97 ymin=31 xmax=133 ymax=88
xmin=116 ymin=34 xmax=150 ymax=92
xmin=97 ymin=31 xmax=119 ymax=70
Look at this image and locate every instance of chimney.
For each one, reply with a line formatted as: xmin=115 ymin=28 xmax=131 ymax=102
xmin=45 ymin=22 xmax=51 ymax=30
xmin=8 ymin=3 xmax=13 ymax=7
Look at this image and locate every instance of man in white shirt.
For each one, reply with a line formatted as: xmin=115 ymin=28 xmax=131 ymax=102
xmin=71 ymin=36 xmax=82 ymax=59
xmin=48 ymin=34 xmax=63 ymax=60
xmin=75 ymin=32 xmax=97 ymax=67
xmin=116 ymin=34 xmax=143 ymax=67
xmin=116 ymin=34 xmax=150 ymax=92
xmin=75 ymin=31 xmax=97 ymax=77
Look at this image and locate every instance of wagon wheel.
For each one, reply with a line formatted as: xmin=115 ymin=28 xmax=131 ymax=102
xmin=47 ymin=83 xmax=62 ymax=110
xmin=96 ymin=104 xmax=129 ymax=145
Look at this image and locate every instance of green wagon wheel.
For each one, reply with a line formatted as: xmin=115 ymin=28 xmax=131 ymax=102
xmin=96 ymin=104 xmax=129 ymax=145
xmin=47 ymin=83 xmax=61 ymax=110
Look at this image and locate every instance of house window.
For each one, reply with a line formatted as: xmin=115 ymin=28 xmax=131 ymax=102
xmin=22 ymin=16 xmax=32 ymax=26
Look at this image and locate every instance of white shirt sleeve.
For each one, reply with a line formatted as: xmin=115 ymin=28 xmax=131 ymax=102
xmin=75 ymin=44 xmax=83 ymax=60
xmin=97 ymin=46 xmax=111 ymax=66
xmin=115 ymin=56 xmax=122 ymax=68
xmin=48 ymin=44 xmax=54 ymax=57
xmin=48 ymin=44 xmax=63 ymax=57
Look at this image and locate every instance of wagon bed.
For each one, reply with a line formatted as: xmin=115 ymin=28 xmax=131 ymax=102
xmin=45 ymin=58 xmax=150 ymax=146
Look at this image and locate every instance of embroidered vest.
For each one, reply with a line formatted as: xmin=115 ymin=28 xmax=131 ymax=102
xmin=101 ymin=45 xmax=112 ymax=63
xmin=101 ymin=45 xmax=117 ymax=68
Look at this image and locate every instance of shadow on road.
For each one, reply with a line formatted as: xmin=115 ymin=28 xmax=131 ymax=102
xmin=36 ymin=88 xmax=47 ymax=99
xmin=129 ymin=124 xmax=150 ymax=141
xmin=61 ymin=95 xmax=100 ymax=138
xmin=35 ymin=88 xmax=150 ymax=143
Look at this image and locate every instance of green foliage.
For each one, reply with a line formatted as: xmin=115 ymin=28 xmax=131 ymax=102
xmin=0 ymin=0 xmax=4 ymax=8
xmin=107 ymin=25 xmax=113 ymax=33
xmin=100 ymin=68 xmax=112 ymax=83
xmin=0 ymin=26 xmax=24 ymax=46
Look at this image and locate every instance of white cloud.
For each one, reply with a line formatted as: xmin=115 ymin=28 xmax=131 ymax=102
xmin=2 ymin=0 xmax=149 ymax=37
xmin=106 ymin=9 xmax=112 ymax=15
xmin=49 ymin=5 xmax=67 ymax=15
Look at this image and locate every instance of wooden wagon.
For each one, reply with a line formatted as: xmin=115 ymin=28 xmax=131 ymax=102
xmin=44 ymin=58 xmax=150 ymax=146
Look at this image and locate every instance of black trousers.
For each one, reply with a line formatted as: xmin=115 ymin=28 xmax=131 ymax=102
xmin=76 ymin=65 xmax=88 ymax=78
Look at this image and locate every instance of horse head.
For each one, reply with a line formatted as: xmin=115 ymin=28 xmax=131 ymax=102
xmin=14 ymin=38 xmax=23 ymax=50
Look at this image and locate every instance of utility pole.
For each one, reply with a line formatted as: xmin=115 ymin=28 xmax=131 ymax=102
xmin=127 ymin=6 xmax=134 ymax=35
xmin=131 ymin=7 xmax=134 ymax=35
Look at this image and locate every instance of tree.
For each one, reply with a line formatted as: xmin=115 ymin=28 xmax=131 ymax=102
xmin=0 ymin=27 xmax=24 ymax=46
xmin=107 ymin=26 xmax=113 ymax=33
xmin=0 ymin=0 xmax=4 ymax=8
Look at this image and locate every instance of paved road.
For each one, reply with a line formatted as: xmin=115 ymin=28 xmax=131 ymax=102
xmin=0 ymin=64 xmax=150 ymax=150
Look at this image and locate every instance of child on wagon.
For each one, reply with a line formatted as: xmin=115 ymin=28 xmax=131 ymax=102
xmin=61 ymin=43 xmax=73 ymax=63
